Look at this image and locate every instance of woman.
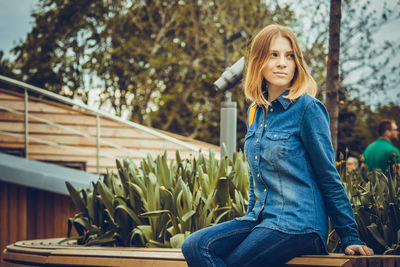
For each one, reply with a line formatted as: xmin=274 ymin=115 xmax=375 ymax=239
xmin=181 ymin=24 xmax=373 ymax=267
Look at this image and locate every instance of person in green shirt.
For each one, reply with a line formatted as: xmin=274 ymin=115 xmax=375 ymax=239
xmin=363 ymin=119 xmax=399 ymax=175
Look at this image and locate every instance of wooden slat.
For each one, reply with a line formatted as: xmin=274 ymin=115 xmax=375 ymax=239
xmin=2 ymin=250 xmax=47 ymax=264
xmin=1 ymin=260 xmax=41 ymax=267
xmin=5 ymin=144 xmax=188 ymax=159
xmin=302 ymin=253 xmax=400 ymax=267
xmin=46 ymin=255 xmax=188 ymax=266
xmin=53 ymin=195 xmax=67 ymax=238
xmin=285 ymin=257 xmax=352 ymax=267
xmin=26 ymin=189 xmax=37 ymax=241
xmin=46 ymin=193 xmax=55 ymax=238
xmin=0 ymin=99 xmax=82 ymax=115
xmin=0 ymin=133 xmax=189 ymax=150
xmin=18 ymin=186 xmax=27 ymax=243
xmin=0 ymin=111 xmax=125 ymax=128
xmin=0 ymin=181 xmax=9 ymax=262
xmin=0 ymin=121 xmax=161 ymax=139
xmin=35 ymin=191 xmax=46 ymax=239
xmin=7 ymin=243 xmax=62 ymax=254
xmin=8 ymin=184 xmax=19 ymax=245
xmin=0 ymin=91 xmax=24 ymax=100
xmin=382 ymin=258 xmax=395 ymax=267
xmin=50 ymin=249 xmax=185 ymax=259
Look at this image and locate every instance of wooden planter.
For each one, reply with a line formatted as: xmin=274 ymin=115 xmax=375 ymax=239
xmin=1 ymin=238 xmax=187 ymax=267
xmin=2 ymin=238 xmax=400 ymax=267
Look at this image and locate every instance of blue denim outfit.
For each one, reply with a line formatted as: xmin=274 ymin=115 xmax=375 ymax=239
xmin=182 ymin=91 xmax=362 ymax=267
xmin=237 ymin=91 xmax=362 ymax=249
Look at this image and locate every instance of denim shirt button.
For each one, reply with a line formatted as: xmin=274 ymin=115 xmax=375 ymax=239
xmin=264 ymin=189 xmax=267 ymax=192
xmin=257 ymin=173 xmax=260 ymax=177
xmin=255 ymin=156 xmax=258 ymax=160
xmin=256 ymin=138 xmax=259 ymax=142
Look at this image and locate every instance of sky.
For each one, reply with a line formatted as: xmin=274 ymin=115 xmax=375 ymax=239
xmin=0 ymin=0 xmax=399 ymax=107
xmin=0 ymin=0 xmax=38 ymax=57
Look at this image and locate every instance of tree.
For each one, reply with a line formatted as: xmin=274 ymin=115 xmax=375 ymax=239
xmin=5 ymin=0 xmax=298 ymax=146
xmin=288 ymin=0 xmax=400 ymax=155
xmin=326 ymin=0 xmax=342 ymax=153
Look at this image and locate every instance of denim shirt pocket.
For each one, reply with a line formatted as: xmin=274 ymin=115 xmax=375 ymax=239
xmin=261 ymin=131 xmax=291 ymax=162
xmin=262 ymin=131 xmax=305 ymax=161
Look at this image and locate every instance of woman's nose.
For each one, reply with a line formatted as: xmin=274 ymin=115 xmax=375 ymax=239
xmin=277 ymin=56 xmax=287 ymax=67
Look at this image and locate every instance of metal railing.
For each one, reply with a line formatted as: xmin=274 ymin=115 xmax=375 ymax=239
xmin=0 ymin=75 xmax=207 ymax=174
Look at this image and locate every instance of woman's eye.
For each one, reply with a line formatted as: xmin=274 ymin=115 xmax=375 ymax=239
xmin=288 ymin=54 xmax=295 ymax=59
xmin=271 ymin=52 xmax=278 ymax=57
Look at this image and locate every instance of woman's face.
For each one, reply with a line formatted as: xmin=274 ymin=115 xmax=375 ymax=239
xmin=262 ymin=36 xmax=296 ymax=93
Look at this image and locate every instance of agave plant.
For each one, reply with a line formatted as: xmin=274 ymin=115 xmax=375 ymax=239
xmin=327 ymin=154 xmax=400 ymax=255
xmin=65 ymin=150 xmax=249 ymax=248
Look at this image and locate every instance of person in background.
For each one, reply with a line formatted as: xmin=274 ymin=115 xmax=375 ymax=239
xmin=181 ymin=24 xmax=373 ymax=267
xmin=363 ymin=119 xmax=399 ymax=176
xmin=346 ymin=156 xmax=359 ymax=172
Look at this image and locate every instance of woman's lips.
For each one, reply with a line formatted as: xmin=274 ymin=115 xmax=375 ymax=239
xmin=273 ymin=72 xmax=288 ymax=77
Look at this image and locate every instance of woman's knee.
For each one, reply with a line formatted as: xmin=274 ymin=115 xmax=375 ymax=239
xmin=181 ymin=233 xmax=196 ymax=254
xmin=182 ymin=230 xmax=205 ymax=255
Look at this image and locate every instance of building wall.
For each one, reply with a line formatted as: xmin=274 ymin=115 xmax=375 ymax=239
xmin=0 ymin=88 xmax=219 ymax=174
xmin=0 ymin=181 xmax=77 ymax=260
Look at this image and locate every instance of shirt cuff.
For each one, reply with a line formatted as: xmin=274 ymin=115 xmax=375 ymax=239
xmin=341 ymin=236 xmax=364 ymax=250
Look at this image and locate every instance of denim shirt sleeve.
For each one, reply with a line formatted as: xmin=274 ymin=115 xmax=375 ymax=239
xmin=247 ymin=172 xmax=255 ymax=214
xmin=300 ymin=100 xmax=363 ymax=249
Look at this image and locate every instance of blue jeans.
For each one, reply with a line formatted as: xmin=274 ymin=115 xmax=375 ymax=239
xmin=181 ymin=219 xmax=325 ymax=267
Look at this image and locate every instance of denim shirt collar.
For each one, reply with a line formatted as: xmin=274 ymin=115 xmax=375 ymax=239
xmin=262 ymin=89 xmax=292 ymax=110
xmin=275 ymin=90 xmax=292 ymax=110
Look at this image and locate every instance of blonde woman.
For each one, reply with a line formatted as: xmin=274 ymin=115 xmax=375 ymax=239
xmin=182 ymin=24 xmax=373 ymax=267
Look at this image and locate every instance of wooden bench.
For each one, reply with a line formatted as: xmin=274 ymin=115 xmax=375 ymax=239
xmin=2 ymin=238 xmax=399 ymax=266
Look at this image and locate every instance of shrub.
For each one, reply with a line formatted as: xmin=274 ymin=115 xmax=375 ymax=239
xmin=66 ymin=150 xmax=400 ymax=254
xmin=65 ymin=150 xmax=249 ymax=247
xmin=327 ymin=155 xmax=400 ymax=255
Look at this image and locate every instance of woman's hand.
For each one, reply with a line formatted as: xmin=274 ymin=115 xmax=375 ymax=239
xmin=345 ymin=245 xmax=374 ymax=256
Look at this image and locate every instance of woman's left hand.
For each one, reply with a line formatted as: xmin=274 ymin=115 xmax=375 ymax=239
xmin=345 ymin=245 xmax=374 ymax=256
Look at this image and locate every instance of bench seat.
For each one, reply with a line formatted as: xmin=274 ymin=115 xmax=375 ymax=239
xmin=2 ymin=238 xmax=399 ymax=267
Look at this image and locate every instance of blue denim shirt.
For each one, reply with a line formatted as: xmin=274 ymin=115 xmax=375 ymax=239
xmin=237 ymin=91 xmax=363 ymax=251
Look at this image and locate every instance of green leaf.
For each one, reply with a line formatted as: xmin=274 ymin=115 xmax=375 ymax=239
xmin=97 ymin=181 xmax=115 ymax=215
xmin=182 ymin=210 xmax=196 ymax=222
xmin=65 ymin=182 xmax=87 ymax=214
xmin=115 ymin=204 xmax=142 ymax=225
xmin=140 ymin=210 xmax=171 ymax=218
xmin=170 ymin=233 xmax=185 ymax=248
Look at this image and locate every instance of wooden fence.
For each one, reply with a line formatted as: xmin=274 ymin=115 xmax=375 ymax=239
xmin=0 ymin=180 xmax=77 ymax=262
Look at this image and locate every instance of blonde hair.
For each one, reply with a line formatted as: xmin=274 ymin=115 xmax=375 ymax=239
xmin=244 ymin=24 xmax=317 ymax=105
